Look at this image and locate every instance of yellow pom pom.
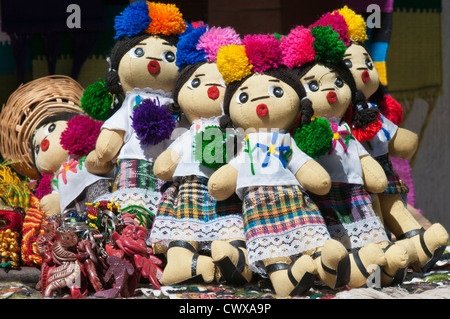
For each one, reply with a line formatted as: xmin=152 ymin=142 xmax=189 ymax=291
xmin=146 ymin=2 xmax=186 ymax=36
xmin=334 ymin=6 xmax=368 ymax=43
xmin=216 ymin=44 xmax=253 ymax=84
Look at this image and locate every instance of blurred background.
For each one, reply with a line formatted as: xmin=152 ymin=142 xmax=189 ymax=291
xmin=0 ymin=0 xmax=448 ymax=231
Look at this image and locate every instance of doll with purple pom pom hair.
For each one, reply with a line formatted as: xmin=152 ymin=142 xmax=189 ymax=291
xmin=84 ymin=2 xmax=188 ymax=230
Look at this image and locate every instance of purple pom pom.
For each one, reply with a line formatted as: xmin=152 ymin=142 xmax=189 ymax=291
xmin=131 ymin=98 xmax=176 ymax=146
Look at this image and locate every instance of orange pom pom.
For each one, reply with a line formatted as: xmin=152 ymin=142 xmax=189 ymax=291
xmin=146 ymin=2 xmax=186 ymax=36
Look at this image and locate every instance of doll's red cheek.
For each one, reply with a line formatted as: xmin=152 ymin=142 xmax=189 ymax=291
xmin=207 ymin=86 xmax=220 ymax=100
xmin=256 ymin=104 xmax=268 ymax=117
xmin=147 ymin=60 xmax=161 ymax=74
xmin=361 ymin=70 xmax=370 ymax=83
xmin=326 ymin=91 xmax=337 ymax=104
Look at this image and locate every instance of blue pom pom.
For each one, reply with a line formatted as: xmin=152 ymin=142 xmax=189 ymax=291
xmin=114 ymin=1 xmax=151 ymax=39
xmin=175 ymin=23 xmax=208 ymax=70
xmin=131 ymin=98 xmax=177 ymax=146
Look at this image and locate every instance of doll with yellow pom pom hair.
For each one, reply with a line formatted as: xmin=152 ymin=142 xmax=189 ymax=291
xmin=312 ymin=6 xmax=448 ymax=276
xmin=81 ymin=2 xmax=188 ymax=229
xmin=208 ymin=34 xmax=353 ymax=297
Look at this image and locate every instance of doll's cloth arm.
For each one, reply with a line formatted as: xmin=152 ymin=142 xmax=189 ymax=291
xmin=360 ymin=154 xmax=388 ymax=193
xmin=207 ymin=164 xmax=238 ymax=201
xmin=388 ymin=128 xmax=418 ymax=159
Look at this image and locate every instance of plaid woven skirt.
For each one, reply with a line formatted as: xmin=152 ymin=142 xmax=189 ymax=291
xmin=149 ymin=175 xmax=245 ymax=250
xmin=309 ymin=182 xmax=389 ymax=250
xmin=374 ymin=154 xmax=409 ymax=195
xmin=95 ymin=159 xmax=162 ymax=228
xmin=242 ymin=184 xmax=330 ymax=274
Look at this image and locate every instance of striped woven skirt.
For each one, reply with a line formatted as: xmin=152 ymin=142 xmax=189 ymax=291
xmin=242 ymin=184 xmax=330 ymax=275
xmin=309 ymin=182 xmax=389 ymax=250
xmin=149 ymin=175 xmax=245 ymax=250
xmin=374 ymin=154 xmax=409 ymax=195
xmin=95 ymin=159 xmax=163 ymax=229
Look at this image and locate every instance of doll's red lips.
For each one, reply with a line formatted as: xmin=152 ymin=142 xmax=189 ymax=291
xmin=207 ymin=86 xmax=220 ymax=100
xmin=256 ymin=104 xmax=268 ymax=117
xmin=147 ymin=60 xmax=160 ymax=74
xmin=326 ymin=91 xmax=337 ymax=104
xmin=40 ymin=139 xmax=49 ymax=152
xmin=361 ymin=70 xmax=370 ymax=83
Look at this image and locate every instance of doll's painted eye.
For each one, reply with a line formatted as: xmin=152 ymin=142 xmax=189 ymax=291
xmin=130 ymin=47 xmax=145 ymax=58
xmin=188 ymin=78 xmax=201 ymax=89
xmin=365 ymin=58 xmax=373 ymax=70
xmin=306 ymin=81 xmax=319 ymax=92
xmin=334 ymin=77 xmax=344 ymax=88
xmin=268 ymin=86 xmax=284 ymax=98
xmin=161 ymin=51 xmax=176 ymax=63
xmin=35 ymin=145 xmax=40 ymax=155
xmin=344 ymin=59 xmax=352 ymax=68
xmin=48 ymin=123 xmax=56 ymax=133
xmin=236 ymin=92 xmax=249 ymax=104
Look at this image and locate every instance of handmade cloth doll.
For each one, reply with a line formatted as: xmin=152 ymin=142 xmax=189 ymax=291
xmin=150 ymin=24 xmax=252 ymax=286
xmin=33 ymin=114 xmax=112 ymax=217
xmin=207 ymin=34 xmax=353 ymax=297
xmin=281 ymin=24 xmax=411 ymax=288
xmin=83 ymin=2 xmax=187 ymax=229
xmin=314 ymin=6 xmax=448 ymax=274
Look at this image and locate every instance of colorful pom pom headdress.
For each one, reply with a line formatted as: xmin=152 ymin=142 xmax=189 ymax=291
xmin=217 ymin=33 xmax=284 ymax=84
xmin=175 ymin=22 xmax=242 ymax=71
xmin=114 ymin=1 xmax=186 ymax=39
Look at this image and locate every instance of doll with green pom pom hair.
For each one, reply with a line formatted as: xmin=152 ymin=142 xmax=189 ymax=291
xmin=206 ymin=34 xmax=358 ymax=298
xmin=82 ymin=2 xmax=188 ymax=230
xmin=281 ymin=23 xmax=415 ymax=288
xmin=313 ymin=6 xmax=448 ymax=276
xmin=149 ymin=23 xmax=252 ymax=286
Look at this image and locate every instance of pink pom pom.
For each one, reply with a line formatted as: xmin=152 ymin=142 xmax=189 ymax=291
xmin=281 ymin=26 xmax=316 ymax=69
xmin=243 ymin=34 xmax=283 ymax=73
xmin=197 ymin=26 xmax=242 ymax=63
xmin=310 ymin=11 xmax=350 ymax=46
xmin=34 ymin=174 xmax=53 ymax=199
xmin=60 ymin=115 xmax=103 ymax=156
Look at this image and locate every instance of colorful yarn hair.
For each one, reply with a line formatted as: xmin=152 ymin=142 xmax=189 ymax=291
xmin=281 ymin=25 xmax=346 ymax=68
xmin=217 ymin=34 xmax=283 ymax=84
xmin=333 ymin=6 xmax=368 ymax=44
xmin=310 ymin=11 xmax=350 ymax=46
xmin=176 ymin=24 xmax=242 ymax=71
xmin=114 ymin=1 xmax=186 ymax=39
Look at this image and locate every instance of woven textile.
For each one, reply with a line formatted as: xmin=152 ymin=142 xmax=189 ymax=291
xmin=310 ymin=182 xmax=389 ymax=250
xmin=150 ymin=175 xmax=245 ymax=249
xmin=242 ymin=184 xmax=330 ymax=274
xmin=375 ymin=154 xmax=409 ymax=195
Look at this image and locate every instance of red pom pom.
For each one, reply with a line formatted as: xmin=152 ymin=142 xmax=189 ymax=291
xmin=379 ymin=95 xmax=403 ymax=126
xmin=60 ymin=115 xmax=103 ymax=156
xmin=352 ymin=115 xmax=383 ymax=142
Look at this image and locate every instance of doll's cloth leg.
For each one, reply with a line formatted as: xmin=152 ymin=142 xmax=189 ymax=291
xmin=242 ymin=184 xmax=330 ymax=276
xmin=96 ymin=159 xmax=162 ymax=229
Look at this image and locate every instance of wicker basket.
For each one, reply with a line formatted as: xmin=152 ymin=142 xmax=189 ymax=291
xmin=0 ymin=75 xmax=85 ymax=179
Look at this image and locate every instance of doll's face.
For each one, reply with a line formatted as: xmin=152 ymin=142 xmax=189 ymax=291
xmin=118 ymin=36 xmax=179 ymax=93
xmin=343 ymin=43 xmax=379 ymax=99
xmin=300 ymin=64 xmax=352 ymax=119
xmin=177 ymin=62 xmax=226 ymax=123
xmin=229 ymin=73 xmax=300 ymax=131
xmin=32 ymin=120 xmax=70 ymax=175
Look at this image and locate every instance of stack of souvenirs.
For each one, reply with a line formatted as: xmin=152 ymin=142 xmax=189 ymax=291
xmin=0 ymin=2 xmax=447 ymax=298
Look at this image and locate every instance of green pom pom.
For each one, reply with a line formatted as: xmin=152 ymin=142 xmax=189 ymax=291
xmin=311 ymin=25 xmax=346 ymax=65
xmin=193 ymin=125 xmax=228 ymax=170
xmin=80 ymin=80 xmax=113 ymax=121
xmin=294 ymin=117 xmax=333 ymax=158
